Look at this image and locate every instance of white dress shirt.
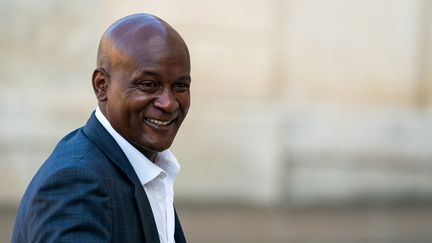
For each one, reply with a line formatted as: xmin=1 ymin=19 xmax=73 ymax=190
xmin=95 ymin=107 xmax=180 ymax=243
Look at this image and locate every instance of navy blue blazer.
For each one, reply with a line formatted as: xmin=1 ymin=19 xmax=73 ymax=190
xmin=12 ymin=112 xmax=186 ymax=243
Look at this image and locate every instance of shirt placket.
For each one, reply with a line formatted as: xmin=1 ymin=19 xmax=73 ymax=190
xmin=156 ymin=174 xmax=168 ymax=243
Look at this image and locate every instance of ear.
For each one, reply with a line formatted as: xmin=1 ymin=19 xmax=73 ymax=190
xmin=92 ymin=68 xmax=109 ymax=102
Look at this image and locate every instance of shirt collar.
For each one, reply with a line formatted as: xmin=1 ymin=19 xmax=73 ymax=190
xmin=95 ymin=107 xmax=180 ymax=185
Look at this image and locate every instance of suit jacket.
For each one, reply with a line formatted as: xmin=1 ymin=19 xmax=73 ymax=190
xmin=12 ymin=112 xmax=187 ymax=243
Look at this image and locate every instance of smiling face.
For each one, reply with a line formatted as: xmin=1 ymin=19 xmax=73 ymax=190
xmin=93 ymin=15 xmax=191 ymax=160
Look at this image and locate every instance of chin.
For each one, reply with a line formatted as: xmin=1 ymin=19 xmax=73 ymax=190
xmin=141 ymin=140 xmax=174 ymax=152
xmin=151 ymin=143 xmax=173 ymax=152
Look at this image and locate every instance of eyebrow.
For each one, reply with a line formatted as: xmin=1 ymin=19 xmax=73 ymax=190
xmin=176 ymin=75 xmax=192 ymax=82
xmin=133 ymin=69 xmax=191 ymax=81
xmin=132 ymin=70 xmax=160 ymax=79
xmin=131 ymin=68 xmax=191 ymax=84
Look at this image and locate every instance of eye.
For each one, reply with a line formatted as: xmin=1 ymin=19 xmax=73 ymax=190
xmin=136 ymin=80 xmax=159 ymax=91
xmin=173 ymin=82 xmax=190 ymax=92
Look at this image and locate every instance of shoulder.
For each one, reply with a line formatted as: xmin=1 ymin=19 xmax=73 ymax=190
xmin=21 ymin=127 xmax=114 ymax=210
xmin=12 ymin=135 xmax=114 ymax=242
xmin=39 ymin=127 xmax=114 ymax=175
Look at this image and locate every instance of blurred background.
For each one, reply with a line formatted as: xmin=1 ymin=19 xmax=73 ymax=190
xmin=1 ymin=0 xmax=432 ymax=242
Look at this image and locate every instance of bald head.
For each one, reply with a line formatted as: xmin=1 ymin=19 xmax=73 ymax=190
xmin=92 ymin=13 xmax=191 ymax=157
xmin=96 ymin=13 xmax=189 ymax=72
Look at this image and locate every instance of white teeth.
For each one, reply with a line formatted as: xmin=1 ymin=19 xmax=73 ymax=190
xmin=146 ymin=118 xmax=172 ymax=126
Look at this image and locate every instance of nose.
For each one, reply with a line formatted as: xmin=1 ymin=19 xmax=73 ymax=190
xmin=154 ymin=88 xmax=179 ymax=113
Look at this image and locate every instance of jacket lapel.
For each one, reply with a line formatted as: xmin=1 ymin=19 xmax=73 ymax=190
xmin=83 ymin=112 xmax=160 ymax=243
xmin=174 ymin=208 xmax=187 ymax=243
xmin=134 ymin=185 xmax=160 ymax=243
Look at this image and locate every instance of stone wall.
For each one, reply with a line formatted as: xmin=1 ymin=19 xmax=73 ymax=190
xmin=1 ymin=0 xmax=431 ymax=206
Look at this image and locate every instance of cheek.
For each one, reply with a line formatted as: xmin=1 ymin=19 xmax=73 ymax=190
xmin=130 ymin=90 xmax=154 ymax=102
xmin=179 ymin=93 xmax=191 ymax=110
xmin=125 ymin=92 xmax=155 ymax=112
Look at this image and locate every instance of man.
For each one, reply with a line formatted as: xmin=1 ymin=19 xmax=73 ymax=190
xmin=12 ymin=13 xmax=190 ymax=243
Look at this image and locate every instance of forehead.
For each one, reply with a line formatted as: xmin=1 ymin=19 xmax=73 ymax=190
xmin=120 ymin=29 xmax=189 ymax=68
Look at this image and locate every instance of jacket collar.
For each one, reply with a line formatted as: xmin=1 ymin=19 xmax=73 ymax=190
xmin=82 ymin=111 xmax=160 ymax=243
xmin=94 ymin=107 xmax=164 ymax=186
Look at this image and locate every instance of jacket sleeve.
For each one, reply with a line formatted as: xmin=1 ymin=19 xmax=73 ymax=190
xmin=24 ymin=165 xmax=111 ymax=243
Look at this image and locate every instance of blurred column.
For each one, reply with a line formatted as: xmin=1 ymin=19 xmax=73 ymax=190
xmin=416 ymin=0 xmax=432 ymax=107
xmin=279 ymin=0 xmax=432 ymax=206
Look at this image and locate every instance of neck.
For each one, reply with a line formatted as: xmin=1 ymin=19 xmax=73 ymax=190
xmin=132 ymin=143 xmax=158 ymax=163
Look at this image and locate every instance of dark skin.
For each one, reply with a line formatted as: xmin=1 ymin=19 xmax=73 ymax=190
xmin=92 ymin=14 xmax=191 ymax=162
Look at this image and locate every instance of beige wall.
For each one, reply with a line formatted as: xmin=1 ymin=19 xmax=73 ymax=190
xmin=1 ymin=0 xmax=432 ymax=206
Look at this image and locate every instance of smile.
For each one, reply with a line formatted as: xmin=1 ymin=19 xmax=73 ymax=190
xmin=145 ymin=118 xmax=174 ymax=126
